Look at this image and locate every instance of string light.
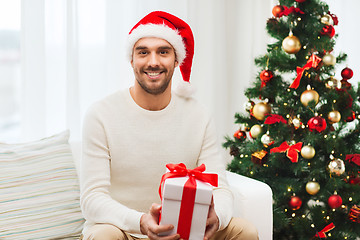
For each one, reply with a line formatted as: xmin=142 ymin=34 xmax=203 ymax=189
xmin=302 ymin=214 xmax=306 ymax=218
xmin=292 ymin=213 xmax=296 ymax=217
xmin=285 ymin=208 xmax=288 ymax=212
xmin=311 ymin=224 xmax=315 ymax=228
xmin=287 ymin=187 xmax=292 ymax=192
xmin=250 ymin=171 xmax=254 ymax=175
xmin=349 ymin=197 xmax=353 ymax=202
xmin=324 ymin=135 xmax=328 ymax=139
xmin=245 ymin=154 xmax=249 ymax=157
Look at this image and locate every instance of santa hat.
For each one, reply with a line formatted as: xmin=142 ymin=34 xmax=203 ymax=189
xmin=127 ymin=11 xmax=195 ymax=97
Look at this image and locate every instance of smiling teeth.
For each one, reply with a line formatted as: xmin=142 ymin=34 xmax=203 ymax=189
xmin=147 ymin=72 xmax=160 ymax=76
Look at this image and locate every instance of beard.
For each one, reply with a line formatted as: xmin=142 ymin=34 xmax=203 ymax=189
xmin=136 ymin=67 xmax=173 ymax=95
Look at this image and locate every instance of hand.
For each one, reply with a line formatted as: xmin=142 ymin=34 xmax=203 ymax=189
xmin=140 ymin=203 xmax=181 ymax=240
xmin=203 ymin=198 xmax=219 ymax=240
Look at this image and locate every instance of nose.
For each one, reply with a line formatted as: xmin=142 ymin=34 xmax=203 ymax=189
xmin=147 ymin=52 xmax=160 ymax=67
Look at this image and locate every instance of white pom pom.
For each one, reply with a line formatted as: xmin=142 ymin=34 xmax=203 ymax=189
xmin=173 ymin=81 xmax=195 ymax=98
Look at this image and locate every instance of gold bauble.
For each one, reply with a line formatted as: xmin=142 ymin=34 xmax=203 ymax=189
xmin=261 ymin=132 xmax=273 ymax=146
xmin=249 ymin=124 xmax=262 ymax=138
xmin=325 ymin=77 xmax=341 ymax=89
xmin=300 ymin=89 xmax=319 ymax=107
xmin=323 ymin=53 xmax=336 ymax=66
xmin=320 ymin=14 xmax=333 ymax=25
xmin=306 ymin=181 xmax=320 ymax=195
xmin=328 ymin=158 xmax=345 ymax=175
xmin=292 ymin=117 xmax=302 ymax=129
xmin=282 ymin=35 xmax=302 ymax=54
xmin=301 ymin=145 xmax=316 ymax=159
xmin=328 ymin=110 xmax=341 ymax=124
xmin=252 ymin=102 xmax=271 ymax=121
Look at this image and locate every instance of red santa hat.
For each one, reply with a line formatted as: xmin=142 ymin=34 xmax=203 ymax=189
xmin=127 ymin=11 xmax=195 ymax=97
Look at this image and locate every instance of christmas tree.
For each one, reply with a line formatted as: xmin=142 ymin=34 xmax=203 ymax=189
xmin=223 ymin=0 xmax=360 ymax=239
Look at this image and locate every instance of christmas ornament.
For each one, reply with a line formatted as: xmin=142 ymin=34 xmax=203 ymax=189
xmin=295 ymin=0 xmax=306 ymax=2
xmin=289 ymin=115 xmax=302 ymax=129
xmin=260 ymin=69 xmax=274 ymax=87
xmin=327 ymin=110 xmax=341 ymax=124
xmin=249 ymin=124 xmax=262 ymax=138
xmin=272 ymin=5 xmax=284 ymax=18
xmin=270 ymin=141 xmax=303 ymax=163
xmin=314 ymin=223 xmax=335 ymax=238
xmin=282 ymin=32 xmax=301 ymax=54
xmin=229 ymin=146 xmax=239 ymax=157
xmin=341 ymin=67 xmax=353 ymax=80
xmin=244 ymin=100 xmax=255 ymax=112
xmin=320 ymin=13 xmax=333 ymax=25
xmin=300 ymin=88 xmax=319 ymax=107
xmin=301 ymin=145 xmax=315 ymax=159
xmin=252 ymin=102 xmax=271 ymax=121
xmin=289 ymin=195 xmax=302 ymax=210
xmin=264 ymin=114 xmax=287 ymax=124
xmin=251 ymin=150 xmax=268 ymax=165
xmin=346 ymin=154 xmax=360 ymax=166
xmin=306 ymin=180 xmax=320 ymax=195
xmin=260 ymin=132 xmax=274 ymax=147
xmin=322 ymin=53 xmax=336 ymax=66
xmin=328 ymin=192 xmax=342 ymax=209
xmin=348 ymin=205 xmax=360 ymax=223
xmin=308 ymin=116 xmax=327 ymax=133
xmin=328 ymin=158 xmax=345 ymax=175
xmin=234 ymin=130 xmax=246 ymax=141
xmin=307 ymin=199 xmax=325 ymax=208
xmin=290 ymin=54 xmax=322 ymax=89
xmin=325 ymin=76 xmax=340 ymax=89
xmin=321 ymin=25 xmax=335 ymax=38
xmin=345 ymin=111 xmax=356 ymax=122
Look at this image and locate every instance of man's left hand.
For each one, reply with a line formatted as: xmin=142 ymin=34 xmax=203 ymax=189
xmin=203 ymin=198 xmax=219 ymax=240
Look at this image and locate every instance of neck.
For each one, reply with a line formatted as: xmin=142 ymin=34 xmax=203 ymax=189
xmin=129 ymin=85 xmax=172 ymax=111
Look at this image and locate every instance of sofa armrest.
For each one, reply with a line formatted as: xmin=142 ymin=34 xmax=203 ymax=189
xmin=226 ymin=171 xmax=273 ymax=240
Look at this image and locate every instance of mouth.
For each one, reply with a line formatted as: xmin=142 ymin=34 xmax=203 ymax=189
xmin=145 ymin=71 xmax=164 ymax=79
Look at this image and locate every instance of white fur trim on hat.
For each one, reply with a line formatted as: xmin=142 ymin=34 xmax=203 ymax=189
xmin=127 ymin=24 xmax=186 ymax=65
xmin=174 ymin=79 xmax=196 ymax=98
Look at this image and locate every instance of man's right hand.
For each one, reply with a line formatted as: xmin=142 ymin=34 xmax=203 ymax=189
xmin=140 ymin=203 xmax=181 ymax=240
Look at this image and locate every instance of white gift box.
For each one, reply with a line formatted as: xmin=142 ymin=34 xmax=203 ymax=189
xmin=159 ymin=176 xmax=213 ymax=240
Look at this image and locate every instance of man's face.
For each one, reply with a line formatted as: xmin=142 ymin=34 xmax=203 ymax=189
xmin=131 ymin=37 xmax=178 ymax=95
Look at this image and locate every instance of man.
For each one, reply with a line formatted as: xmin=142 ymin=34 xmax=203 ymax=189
xmin=80 ymin=11 xmax=258 ymax=240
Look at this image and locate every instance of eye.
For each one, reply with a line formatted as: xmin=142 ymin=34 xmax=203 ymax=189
xmin=138 ymin=51 xmax=148 ymax=55
xmin=159 ymin=50 xmax=168 ymax=55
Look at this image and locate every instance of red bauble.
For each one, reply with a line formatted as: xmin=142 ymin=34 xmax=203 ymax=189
xmin=295 ymin=0 xmax=307 ymax=2
xmin=328 ymin=194 xmax=343 ymax=209
xmin=272 ymin=5 xmax=284 ymax=18
xmin=341 ymin=67 xmax=354 ymax=80
xmin=345 ymin=111 xmax=356 ymax=122
xmin=234 ymin=130 xmax=247 ymax=141
xmin=260 ymin=69 xmax=274 ymax=83
xmin=289 ymin=196 xmax=302 ymax=210
xmin=321 ymin=25 xmax=335 ymax=38
xmin=308 ymin=116 xmax=327 ymax=133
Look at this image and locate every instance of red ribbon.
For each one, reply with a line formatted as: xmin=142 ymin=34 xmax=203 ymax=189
xmin=315 ymin=223 xmax=335 ymax=238
xmin=346 ymin=154 xmax=360 ymax=166
xmin=328 ymin=11 xmax=338 ymax=25
xmin=264 ymin=114 xmax=287 ymax=124
xmin=270 ymin=141 xmax=303 ymax=163
xmin=159 ymin=163 xmax=218 ymax=239
xmin=279 ymin=6 xmax=304 ymax=17
xmin=290 ymin=54 xmax=322 ymax=89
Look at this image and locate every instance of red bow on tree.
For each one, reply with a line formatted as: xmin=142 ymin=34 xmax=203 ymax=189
xmin=328 ymin=11 xmax=338 ymax=25
xmin=264 ymin=114 xmax=287 ymax=124
xmin=279 ymin=6 xmax=305 ymax=17
xmin=314 ymin=223 xmax=335 ymax=238
xmin=346 ymin=154 xmax=360 ymax=166
xmin=270 ymin=141 xmax=303 ymax=163
xmin=290 ymin=54 xmax=322 ymax=89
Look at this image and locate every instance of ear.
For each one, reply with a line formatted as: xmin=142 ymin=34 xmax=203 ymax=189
xmin=175 ymin=60 xmax=179 ymax=67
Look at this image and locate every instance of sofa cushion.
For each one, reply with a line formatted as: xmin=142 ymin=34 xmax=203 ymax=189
xmin=0 ymin=130 xmax=84 ymax=239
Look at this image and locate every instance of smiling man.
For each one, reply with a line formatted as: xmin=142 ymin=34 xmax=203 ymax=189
xmin=79 ymin=11 xmax=258 ymax=240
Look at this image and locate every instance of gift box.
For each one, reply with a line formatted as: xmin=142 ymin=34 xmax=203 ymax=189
xmin=158 ymin=163 xmax=218 ymax=240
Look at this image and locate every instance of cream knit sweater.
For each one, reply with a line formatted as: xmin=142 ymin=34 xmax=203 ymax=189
xmin=80 ymin=88 xmax=233 ymax=237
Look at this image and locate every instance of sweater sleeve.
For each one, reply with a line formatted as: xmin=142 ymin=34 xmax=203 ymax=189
xmin=80 ymin=104 xmax=144 ymax=234
xmin=197 ymin=116 xmax=234 ymax=231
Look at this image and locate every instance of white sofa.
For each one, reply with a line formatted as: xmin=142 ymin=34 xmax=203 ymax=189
xmin=70 ymin=142 xmax=273 ymax=240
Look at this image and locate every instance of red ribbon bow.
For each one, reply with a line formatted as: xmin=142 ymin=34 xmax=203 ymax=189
xmin=315 ymin=223 xmax=335 ymax=238
xmin=159 ymin=163 xmax=218 ymax=239
xmin=264 ymin=114 xmax=287 ymax=124
xmin=346 ymin=154 xmax=360 ymax=166
xmin=279 ymin=6 xmax=305 ymax=17
xmin=270 ymin=141 xmax=303 ymax=163
xmin=290 ymin=54 xmax=322 ymax=89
